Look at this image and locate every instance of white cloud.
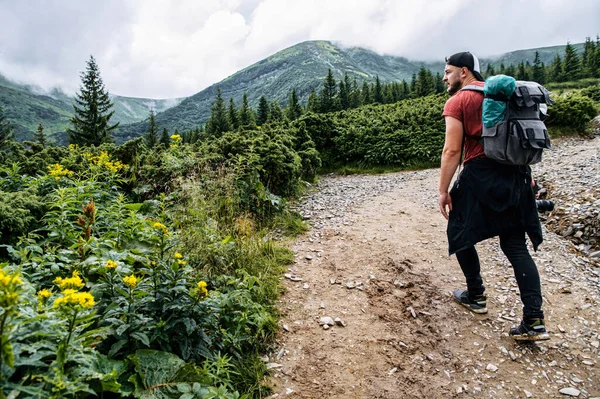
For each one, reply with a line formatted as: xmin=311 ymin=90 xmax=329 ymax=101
xmin=0 ymin=0 xmax=598 ymax=98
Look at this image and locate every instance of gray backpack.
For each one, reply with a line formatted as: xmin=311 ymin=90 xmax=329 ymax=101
xmin=462 ymin=80 xmax=553 ymax=165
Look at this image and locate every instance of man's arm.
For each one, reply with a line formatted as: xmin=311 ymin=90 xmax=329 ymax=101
xmin=438 ymin=116 xmax=464 ymax=220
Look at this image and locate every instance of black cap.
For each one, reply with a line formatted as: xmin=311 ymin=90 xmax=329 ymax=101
xmin=445 ymin=51 xmax=485 ymax=82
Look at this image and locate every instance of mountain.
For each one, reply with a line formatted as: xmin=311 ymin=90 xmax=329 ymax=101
xmin=114 ymin=40 xmax=579 ymax=142
xmin=0 ymin=75 xmax=182 ymax=144
xmin=114 ymin=41 xmax=429 ymax=141
xmin=1 ymin=40 xmax=582 ymax=144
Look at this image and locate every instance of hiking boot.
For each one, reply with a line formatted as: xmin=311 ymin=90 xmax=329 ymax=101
xmin=453 ymin=289 xmax=487 ymax=314
xmin=509 ymin=319 xmax=550 ymax=341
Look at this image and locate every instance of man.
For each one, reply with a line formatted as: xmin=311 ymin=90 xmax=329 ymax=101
xmin=438 ymin=52 xmax=549 ymax=341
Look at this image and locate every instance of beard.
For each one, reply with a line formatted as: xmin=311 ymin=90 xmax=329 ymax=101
xmin=447 ymin=80 xmax=461 ymax=95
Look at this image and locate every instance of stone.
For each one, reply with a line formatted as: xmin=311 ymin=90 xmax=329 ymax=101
xmin=334 ymin=317 xmax=346 ymax=327
xmin=486 ymin=363 xmax=498 ymax=372
xmin=558 ymin=387 xmax=581 ymax=397
xmin=323 ymin=324 xmax=330 ymax=330
xmin=266 ymin=362 xmax=283 ymax=369
xmin=524 ymin=390 xmax=533 ymax=398
xmin=319 ymin=316 xmax=335 ymax=326
xmin=302 ymin=283 xmax=310 ymax=289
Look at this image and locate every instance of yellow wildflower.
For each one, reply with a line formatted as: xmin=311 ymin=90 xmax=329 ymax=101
xmin=53 ymin=271 xmax=85 ymax=290
xmin=37 ymin=288 xmax=53 ymax=301
xmin=177 ymin=260 xmax=186 ymax=266
xmin=47 ymin=163 xmax=74 ymax=180
xmin=174 ymin=253 xmax=183 ymax=259
xmin=53 ymin=291 xmax=95 ymax=309
xmin=0 ymin=270 xmax=23 ymax=288
xmin=196 ymin=280 xmax=208 ymax=296
xmin=68 ymin=144 xmax=78 ymax=150
xmin=170 ymin=134 xmax=182 ymax=143
xmin=123 ymin=275 xmax=138 ymax=289
xmin=153 ymin=222 xmax=168 ymax=234
xmin=105 ymin=260 xmax=118 ymax=269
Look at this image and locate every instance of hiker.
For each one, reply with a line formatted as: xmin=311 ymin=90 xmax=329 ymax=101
xmin=438 ymin=52 xmax=549 ymax=341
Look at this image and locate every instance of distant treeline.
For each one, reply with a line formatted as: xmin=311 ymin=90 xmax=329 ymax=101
xmin=486 ymin=38 xmax=600 ymax=84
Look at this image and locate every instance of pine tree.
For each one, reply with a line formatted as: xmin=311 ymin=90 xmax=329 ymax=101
xmin=320 ymin=69 xmax=338 ymax=113
xmin=268 ymin=101 xmax=284 ymax=122
xmin=0 ymin=106 xmax=14 ymax=148
xmin=532 ymin=51 xmax=545 ymax=84
xmin=339 ymin=73 xmax=350 ymax=110
xmin=206 ymin=87 xmax=230 ymax=136
xmin=257 ymin=96 xmax=269 ymax=125
xmin=33 ymin=123 xmax=48 ymax=147
xmin=485 ymin=64 xmax=496 ymax=78
xmin=563 ymin=42 xmax=581 ymax=80
xmin=307 ymin=88 xmax=319 ymax=113
xmin=594 ymin=35 xmax=600 ymax=78
xmin=581 ymin=37 xmax=595 ymax=78
xmin=144 ymin=110 xmax=158 ymax=148
xmin=228 ymin=98 xmax=239 ymax=130
xmin=516 ymin=62 xmax=529 ymax=81
xmin=160 ymin=127 xmax=170 ymax=146
xmin=549 ymin=54 xmax=564 ymax=82
xmin=285 ymin=88 xmax=303 ymax=121
xmin=67 ymin=55 xmax=119 ymax=146
xmin=361 ymin=81 xmax=371 ymax=104
xmin=374 ymin=76 xmax=384 ymax=103
xmin=435 ymin=72 xmax=445 ymax=93
xmin=350 ymin=79 xmax=361 ymax=108
xmin=239 ymin=92 xmax=256 ymax=128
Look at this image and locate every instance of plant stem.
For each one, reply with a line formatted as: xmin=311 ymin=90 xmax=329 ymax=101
xmin=0 ymin=312 xmax=8 ymax=380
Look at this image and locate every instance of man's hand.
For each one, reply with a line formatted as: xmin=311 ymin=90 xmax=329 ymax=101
xmin=439 ymin=192 xmax=453 ymax=220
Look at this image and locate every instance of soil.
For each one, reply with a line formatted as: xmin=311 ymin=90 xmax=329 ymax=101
xmin=268 ymin=137 xmax=600 ymax=399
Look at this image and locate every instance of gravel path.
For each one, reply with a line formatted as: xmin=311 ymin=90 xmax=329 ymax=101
xmin=269 ymin=136 xmax=600 ymax=399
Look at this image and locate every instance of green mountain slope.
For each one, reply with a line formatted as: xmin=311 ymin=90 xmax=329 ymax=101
xmin=0 ymin=76 xmax=181 ymax=144
xmin=115 ymin=40 xmax=580 ymax=142
xmin=114 ymin=41 xmax=430 ymax=142
xmin=2 ymin=40 xmax=584 ymax=144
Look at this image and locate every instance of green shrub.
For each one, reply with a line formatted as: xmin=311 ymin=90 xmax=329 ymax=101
xmin=579 ymin=84 xmax=600 ymax=102
xmin=547 ymin=93 xmax=599 ymax=132
xmin=0 ymin=188 xmax=45 ymax=246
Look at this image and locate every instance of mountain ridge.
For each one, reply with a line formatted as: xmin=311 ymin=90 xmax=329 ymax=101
xmin=1 ymin=40 xmax=586 ymax=144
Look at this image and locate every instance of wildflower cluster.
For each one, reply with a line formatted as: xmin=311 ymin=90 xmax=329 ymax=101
xmin=123 ymin=274 xmax=138 ymax=289
xmin=174 ymin=252 xmax=185 ymax=266
xmin=37 ymin=288 xmax=53 ymax=301
xmin=0 ymin=269 xmax=23 ymax=308
xmin=153 ymin=222 xmax=169 ymax=234
xmin=105 ymin=260 xmax=118 ymax=269
xmin=192 ymin=280 xmax=208 ymax=298
xmin=53 ymin=289 xmax=95 ymax=309
xmin=53 ymin=271 xmax=95 ymax=310
xmin=47 ymin=163 xmax=74 ymax=180
xmin=53 ymin=270 xmax=85 ymax=290
xmin=84 ymin=151 xmax=127 ymax=174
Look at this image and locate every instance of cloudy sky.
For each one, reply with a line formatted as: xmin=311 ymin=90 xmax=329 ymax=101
xmin=0 ymin=0 xmax=598 ymax=99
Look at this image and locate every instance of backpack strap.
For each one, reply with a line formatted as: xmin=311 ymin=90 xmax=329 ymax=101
xmin=456 ymin=85 xmax=484 ymax=169
xmin=460 ymin=85 xmax=484 ymax=93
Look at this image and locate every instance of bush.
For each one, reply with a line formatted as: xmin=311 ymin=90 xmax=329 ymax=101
xmin=546 ymin=93 xmax=599 ymax=132
xmin=0 ymin=188 xmax=45 ymax=246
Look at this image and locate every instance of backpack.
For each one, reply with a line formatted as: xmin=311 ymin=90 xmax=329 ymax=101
xmin=461 ymin=76 xmax=553 ymax=165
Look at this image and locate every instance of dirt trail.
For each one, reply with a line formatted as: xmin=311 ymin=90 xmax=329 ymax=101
xmin=268 ymin=137 xmax=600 ymax=399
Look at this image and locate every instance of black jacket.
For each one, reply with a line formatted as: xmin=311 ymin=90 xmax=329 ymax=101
xmin=447 ymin=157 xmax=543 ymax=255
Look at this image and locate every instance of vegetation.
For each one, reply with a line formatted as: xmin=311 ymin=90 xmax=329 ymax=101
xmin=67 ymin=56 xmax=119 ymax=146
xmin=0 ymin=36 xmax=599 ymax=398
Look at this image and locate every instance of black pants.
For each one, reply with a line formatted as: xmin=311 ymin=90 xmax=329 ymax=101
xmin=455 ymin=229 xmax=544 ymax=320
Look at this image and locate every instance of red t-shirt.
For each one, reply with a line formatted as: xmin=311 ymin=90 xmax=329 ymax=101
xmin=442 ymin=81 xmax=485 ymax=163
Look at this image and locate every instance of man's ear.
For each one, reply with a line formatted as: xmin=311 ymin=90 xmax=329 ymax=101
xmin=460 ymin=67 xmax=469 ymax=79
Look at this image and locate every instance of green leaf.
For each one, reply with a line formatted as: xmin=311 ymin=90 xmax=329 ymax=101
xmin=124 ymin=203 xmax=143 ymax=211
xmin=131 ymin=332 xmax=150 ymax=347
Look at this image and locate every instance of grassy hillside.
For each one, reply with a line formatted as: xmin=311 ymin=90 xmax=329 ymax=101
xmin=115 ymin=40 xmax=581 ymax=142
xmin=0 ymin=76 xmax=181 ymax=144
xmin=1 ymin=40 xmax=585 ymax=144
xmin=114 ymin=41 xmax=429 ymax=142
